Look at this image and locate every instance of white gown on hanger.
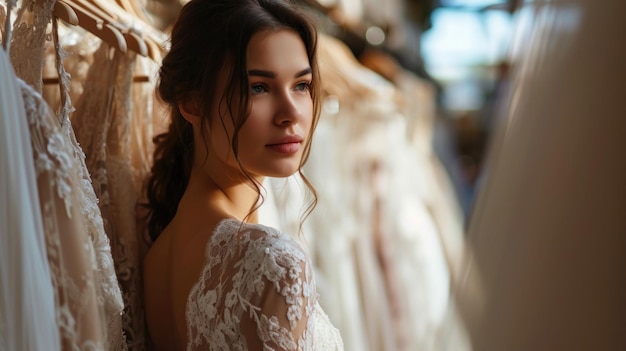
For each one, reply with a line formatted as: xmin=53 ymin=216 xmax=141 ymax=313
xmin=0 ymin=46 xmax=60 ymax=351
xmin=185 ymin=218 xmax=344 ymax=351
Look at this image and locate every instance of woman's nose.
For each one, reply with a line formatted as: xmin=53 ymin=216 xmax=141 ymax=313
xmin=273 ymin=91 xmax=302 ymax=126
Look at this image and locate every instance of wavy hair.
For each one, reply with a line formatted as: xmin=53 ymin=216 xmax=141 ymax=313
xmin=143 ymin=0 xmax=320 ymax=242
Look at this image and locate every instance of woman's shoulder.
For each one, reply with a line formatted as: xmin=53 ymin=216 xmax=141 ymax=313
xmin=212 ymin=219 xmax=307 ymax=258
xmin=209 ymin=219 xmax=312 ymax=282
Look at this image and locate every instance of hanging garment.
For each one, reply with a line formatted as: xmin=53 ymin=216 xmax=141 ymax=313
xmin=9 ymin=0 xmax=54 ymax=92
xmin=52 ymin=20 xmax=127 ymax=350
xmin=6 ymin=0 xmax=126 ymax=347
xmin=0 ymin=46 xmax=60 ymax=351
xmin=20 ymin=74 xmax=109 ymax=350
xmin=130 ymin=55 xmax=162 ymax=196
xmin=73 ymin=42 xmax=146 ymax=350
xmin=131 ymin=54 xmax=168 ymax=268
xmin=108 ymin=48 xmax=146 ymax=351
xmin=42 ymin=27 xmax=100 ymax=115
xmin=307 ymin=33 xmax=468 ymax=351
xmin=185 ymin=218 xmax=344 ymax=351
xmin=302 ymin=104 xmax=370 ymax=351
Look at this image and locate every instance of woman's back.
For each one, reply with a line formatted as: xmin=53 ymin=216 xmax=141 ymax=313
xmin=145 ymin=218 xmax=343 ymax=350
xmin=144 ymin=213 xmax=219 ymax=350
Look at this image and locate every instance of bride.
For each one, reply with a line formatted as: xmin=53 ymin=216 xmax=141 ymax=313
xmin=141 ymin=0 xmax=343 ymax=350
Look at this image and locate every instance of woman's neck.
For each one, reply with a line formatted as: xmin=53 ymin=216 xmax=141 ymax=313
xmin=184 ymin=163 xmax=263 ymax=223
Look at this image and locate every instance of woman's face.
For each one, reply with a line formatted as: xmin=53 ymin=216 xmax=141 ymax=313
xmin=208 ymin=29 xmax=314 ymax=179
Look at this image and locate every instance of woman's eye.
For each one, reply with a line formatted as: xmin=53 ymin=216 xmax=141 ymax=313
xmin=294 ymin=82 xmax=310 ymax=92
xmin=251 ymin=84 xmax=266 ymax=94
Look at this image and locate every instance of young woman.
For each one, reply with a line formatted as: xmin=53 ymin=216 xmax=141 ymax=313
xmin=142 ymin=0 xmax=344 ymax=350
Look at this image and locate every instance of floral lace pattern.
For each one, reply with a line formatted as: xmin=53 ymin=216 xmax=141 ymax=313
xmin=186 ymin=219 xmax=343 ymax=351
xmin=72 ymin=42 xmax=145 ymax=350
xmin=9 ymin=0 xmax=54 ymax=93
xmin=20 ymin=79 xmax=108 ymax=351
xmin=52 ymin=21 xmax=127 ymax=350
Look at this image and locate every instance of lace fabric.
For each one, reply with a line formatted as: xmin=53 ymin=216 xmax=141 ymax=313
xmin=73 ymin=42 xmax=146 ymax=350
xmin=53 ymin=19 xmax=127 ymax=351
xmin=108 ymin=48 xmax=146 ymax=351
xmin=9 ymin=0 xmax=54 ymax=93
xmin=19 ymin=77 xmax=108 ymax=350
xmin=186 ymin=219 xmax=343 ymax=351
xmin=6 ymin=0 xmax=127 ymax=347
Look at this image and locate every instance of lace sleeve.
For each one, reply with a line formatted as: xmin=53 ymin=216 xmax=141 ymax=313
xmin=242 ymin=249 xmax=315 ymax=351
xmin=186 ymin=221 xmax=318 ymax=351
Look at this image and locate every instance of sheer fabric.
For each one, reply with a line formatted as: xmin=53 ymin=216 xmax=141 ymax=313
xmin=186 ymin=219 xmax=344 ymax=351
xmin=6 ymin=0 xmax=126 ymax=347
xmin=73 ymin=42 xmax=146 ymax=350
xmin=108 ymin=49 xmax=146 ymax=351
xmin=20 ymin=76 xmax=108 ymax=350
xmin=53 ymin=20 xmax=127 ymax=350
xmin=9 ymin=0 xmax=53 ymax=93
xmin=45 ymin=30 xmax=165 ymax=349
xmin=0 ymin=47 xmax=60 ymax=351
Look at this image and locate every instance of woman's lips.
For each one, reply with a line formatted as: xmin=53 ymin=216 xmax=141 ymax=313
xmin=266 ymin=135 xmax=303 ymax=155
xmin=266 ymin=141 xmax=301 ymax=154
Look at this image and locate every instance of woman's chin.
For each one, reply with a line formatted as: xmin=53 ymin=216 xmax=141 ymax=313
xmin=256 ymin=165 xmax=301 ymax=179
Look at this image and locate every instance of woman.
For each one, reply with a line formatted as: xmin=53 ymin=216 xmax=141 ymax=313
xmin=142 ymin=0 xmax=344 ymax=350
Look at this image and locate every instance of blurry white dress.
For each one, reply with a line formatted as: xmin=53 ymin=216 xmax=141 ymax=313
xmin=186 ymin=219 xmax=344 ymax=351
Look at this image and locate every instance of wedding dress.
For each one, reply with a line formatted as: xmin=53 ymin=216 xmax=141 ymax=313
xmin=303 ymin=34 xmax=469 ymax=351
xmin=20 ymin=73 xmax=109 ymax=350
xmin=72 ymin=42 xmax=146 ymax=350
xmin=0 ymin=46 xmax=60 ymax=351
xmin=186 ymin=218 xmax=344 ymax=351
xmin=4 ymin=0 xmax=125 ymax=347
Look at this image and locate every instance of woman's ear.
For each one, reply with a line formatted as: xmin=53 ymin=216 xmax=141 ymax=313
xmin=178 ymin=98 xmax=201 ymax=125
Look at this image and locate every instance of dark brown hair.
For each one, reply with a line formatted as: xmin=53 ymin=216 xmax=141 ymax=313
xmin=144 ymin=0 xmax=320 ymax=242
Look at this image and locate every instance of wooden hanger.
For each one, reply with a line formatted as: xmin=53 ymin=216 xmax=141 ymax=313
xmin=57 ymin=0 xmax=127 ymax=53
xmin=116 ymin=0 xmax=148 ymax=22
xmin=89 ymin=0 xmax=166 ymax=61
xmin=53 ymin=1 xmax=79 ymax=26
xmin=46 ymin=0 xmax=153 ymax=85
xmin=66 ymin=0 xmax=148 ymax=57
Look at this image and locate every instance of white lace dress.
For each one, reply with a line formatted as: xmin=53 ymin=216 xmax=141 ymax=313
xmin=186 ymin=219 xmax=344 ymax=351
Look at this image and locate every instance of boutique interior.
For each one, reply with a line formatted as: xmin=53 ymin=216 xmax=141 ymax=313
xmin=1 ymin=0 xmax=624 ymax=350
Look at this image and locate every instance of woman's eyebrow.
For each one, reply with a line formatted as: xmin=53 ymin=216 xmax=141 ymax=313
xmin=294 ymin=67 xmax=312 ymax=78
xmin=248 ymin=67 xmax=312 ymax=78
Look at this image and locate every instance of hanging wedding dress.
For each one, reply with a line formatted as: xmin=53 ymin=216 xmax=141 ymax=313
xmin=6 ymin=0 xmax=125 ymax=348
xmin=72 ymin=42 xmax=146 ymax=350
xmin=107 ymin=48 xmax=146 ymax=351
xmin=303 ymin=34 xmax=392 ymax=351
xmin=8 ymin=0 xmax=52 ymax=92
xmin=359 ymin=48 xmax=471 ymax=351
xmin=0 ymin=46 xmax=60 ymax=351
xmin=52 ymin=20 xmax=127 ymax=350
xmin=20 ymin=68 xmax=110 ymax=351
xmin=307 ymin=34 xmax=463 ymax=351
